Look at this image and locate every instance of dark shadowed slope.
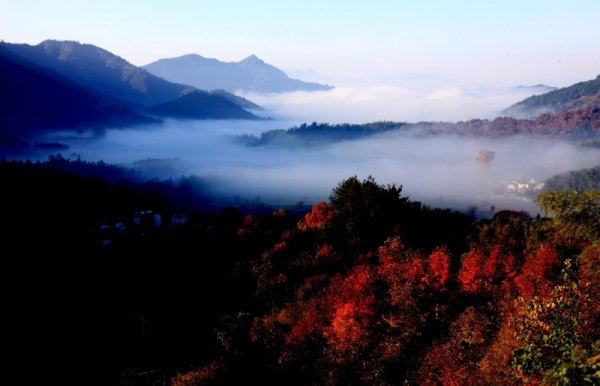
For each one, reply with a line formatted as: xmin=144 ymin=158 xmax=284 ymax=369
xmin=147 ymin=90 xmax=259 ymax=120
xmin=503 ymin=75 xmax=600 ymax=118
xmin=0 ymin=46 xmax=151 ymax=137
xmin=210 ymin=89 xmax=263 ymax=110
xmin=144 ymin=53 xmax=333 ymax=93
xmin=0 ymin=40 xmax=263 ymax=122
xmin=1 ymin=40 xmax=195 ymax=106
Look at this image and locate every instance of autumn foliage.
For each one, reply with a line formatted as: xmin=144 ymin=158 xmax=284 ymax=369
xmin=428 ymin=247 xmax=451 ymax=290
xmin=297 ymin=201 xmax=334 ymax=231
xmin=514 ymin=244 xmax=561 ymax=299
xmin=174 ymin=179 xmax=600 ymax=385
xmin=458 ymin=245 xmax=517 ymax=296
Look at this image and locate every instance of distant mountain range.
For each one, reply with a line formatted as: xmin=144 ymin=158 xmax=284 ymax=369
xmin=144 ymin=54 xmax=333 ymax=93
xmin=514 ymin=84 xmax=557 ymax=95
xmin=0 ymin=40 xmax=262 ymax=145
xmin=503 ymin=75 xmax=600 ymax=118
xmin=3 ymin=38 xmax=599 ymax=154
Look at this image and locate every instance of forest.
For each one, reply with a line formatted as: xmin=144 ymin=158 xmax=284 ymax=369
xmin=167 ymin=178 xmax=600 ymax=385
xmin=2 ymin=158 xmax=599 ymax=385
xmin=235 ymin=105 xmax=600 ymax=147
xmin=504 ymin=75 xmax=600 ymax=117
xmin=545 ymin=165 xmax=600 ymax=193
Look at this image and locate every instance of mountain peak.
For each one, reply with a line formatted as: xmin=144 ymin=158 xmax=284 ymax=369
xmin=144 ymin=52 xmax=333 ymax=93
xmin=0 ymin=39 xmax=262 ymax=129
xmin=36 ymin=39 xmax=124 ymax=64
xmin=239 ymin=54 xmax=263 ymax=65
xmin=38 ymin=39 xmax=99 ymax=53
xmin=179 ymin=53 xmax=206 ymax=60
xmin=39 ymin=39 xmax=77 ymax=46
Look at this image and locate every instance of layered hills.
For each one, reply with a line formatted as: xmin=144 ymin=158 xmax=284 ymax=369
xmin=0 ymin=40 xmax=261 ymax=145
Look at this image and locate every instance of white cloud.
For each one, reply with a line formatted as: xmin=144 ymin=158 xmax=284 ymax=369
xmin=242 ymin=83 xmax=545 ymax=123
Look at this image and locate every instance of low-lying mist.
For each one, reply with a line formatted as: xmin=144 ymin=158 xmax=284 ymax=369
xmin=241 ymin=83 xmax=550 ymax=123
xmin=42 ymin=118 xmax=600 ymax=215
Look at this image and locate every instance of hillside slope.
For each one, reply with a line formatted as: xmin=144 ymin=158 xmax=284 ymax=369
xmin=503 ymin=75 xmax=600 ymax=118
xmin=0 ymin=40 xmax=261 ymax=123
xmin=0 ymin=46 xmax=150 ymax=137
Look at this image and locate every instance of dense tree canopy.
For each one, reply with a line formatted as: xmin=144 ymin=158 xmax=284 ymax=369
xmin=3 ymin=160 xmax=600 ymax=385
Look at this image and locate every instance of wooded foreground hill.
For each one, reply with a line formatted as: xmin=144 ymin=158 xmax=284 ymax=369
xmin=2 ymin=160 xmax=598 ymax=385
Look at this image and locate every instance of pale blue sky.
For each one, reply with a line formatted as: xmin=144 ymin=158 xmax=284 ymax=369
xmin=1 ymin=0 xmax=599 ymax=86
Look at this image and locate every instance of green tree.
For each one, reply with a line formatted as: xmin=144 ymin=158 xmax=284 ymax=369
xmin=329 ymin=176 xmax=409 ymax=254
xmin=536 ymin=190 xmax=600 ymax=245
xmin=511 ymin=262 xmax=599 ymax=385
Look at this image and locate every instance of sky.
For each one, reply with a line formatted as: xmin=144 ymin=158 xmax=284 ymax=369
xmin=1 ymin=0 xmax=599 ymax=87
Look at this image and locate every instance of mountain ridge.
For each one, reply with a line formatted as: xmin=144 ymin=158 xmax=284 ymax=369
xmin=503 ymin=75 xmax=600 ymax=118
xmin=0 ymin=45 xmax=152 ymax=138
xmin=0 ymin=40 xmax=261 ymax=133
xmin=144 ymin=53 xmax=333 ymax=93
xmin=1 ymin=39 xmax=194 ymax=106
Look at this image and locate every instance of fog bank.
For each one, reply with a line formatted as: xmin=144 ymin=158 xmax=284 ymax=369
xmin=42 ymin=119 xmax=600 ymax=215
xmin=242 ymin=83 xmax=552 ymax=123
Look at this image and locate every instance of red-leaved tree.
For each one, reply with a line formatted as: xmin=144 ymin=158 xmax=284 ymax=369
xmin=458 ymin=248 xmax=486 ymax=294
xmin=428 ymin=247 xmax=451 ymax=291
xmin=514 ymin=243 xmax=561 ymax=299
xmin=297 ymin=202 xmax=334 ymax=231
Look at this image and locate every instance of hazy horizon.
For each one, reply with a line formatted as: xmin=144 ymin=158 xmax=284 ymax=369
xmin=2 ymin=1 xmax=599 ymax=88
